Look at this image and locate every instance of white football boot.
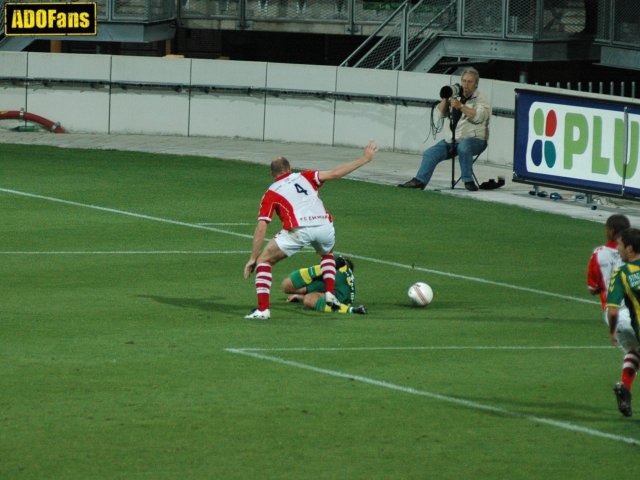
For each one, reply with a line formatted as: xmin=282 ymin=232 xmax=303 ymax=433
xmin=244 ymin=308 xmax=271 ymax=320
xmin=325 ymin=292 xmax=341 ymax=311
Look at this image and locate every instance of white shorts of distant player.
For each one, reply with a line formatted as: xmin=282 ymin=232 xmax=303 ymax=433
xmin=274 ymin=223 xmax=336 ymax=257
xmin=605 ymin=307 xmax=640 ymax=353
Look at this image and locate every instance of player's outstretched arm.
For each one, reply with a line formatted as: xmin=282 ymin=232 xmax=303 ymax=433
xmin=318 ymin=141 xmax=378 ymax=182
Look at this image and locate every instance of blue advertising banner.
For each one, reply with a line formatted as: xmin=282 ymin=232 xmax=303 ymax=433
xmin=513 ymin=89 xmax=640 ymax=199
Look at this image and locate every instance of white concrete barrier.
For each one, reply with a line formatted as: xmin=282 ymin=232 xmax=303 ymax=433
xmin=0 ymin=51 xmax=594 ymax=169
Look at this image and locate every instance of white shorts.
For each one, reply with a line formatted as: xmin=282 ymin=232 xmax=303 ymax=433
xmin=274 ymin=223 xmax=335 ymax=257
xmin=616 ymin=309 xmax=640 ymax=353
xmin=605 ymin=307 xmax=640 ymax=353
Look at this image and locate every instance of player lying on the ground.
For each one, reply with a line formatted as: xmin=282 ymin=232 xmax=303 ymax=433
xmin=281 ymin=256 xmax=367 ymax=315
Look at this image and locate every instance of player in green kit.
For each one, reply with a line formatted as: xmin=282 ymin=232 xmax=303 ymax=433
xmin=281 ymin=256 xmax=367 ymax=315
xmin=607 ymin=227 xmax=640 ymax=417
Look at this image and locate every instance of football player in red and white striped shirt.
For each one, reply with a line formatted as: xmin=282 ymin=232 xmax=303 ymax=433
xmin=587 ymin=214 xmax=630 ymax=312
xmin=588 ymin=214 xmax=640 ymax=416
xmin=243 ymin=141 xmax=378 ymax=319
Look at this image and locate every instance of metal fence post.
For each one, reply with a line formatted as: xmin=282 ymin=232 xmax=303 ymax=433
xmin=237 ymin=0 xmax=248 ymax=29
xmin=400 ymin=2 xmax=408 ymax=70
xmin=346 ymin=0 xmax=357 ymax=34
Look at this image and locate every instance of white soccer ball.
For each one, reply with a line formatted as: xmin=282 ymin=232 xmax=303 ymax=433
xmin=408 ymin=282 xmax=433 ymax=307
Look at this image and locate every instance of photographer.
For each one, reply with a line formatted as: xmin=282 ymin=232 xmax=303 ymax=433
xmin=398 ymin=67 xmax=491 ymax=191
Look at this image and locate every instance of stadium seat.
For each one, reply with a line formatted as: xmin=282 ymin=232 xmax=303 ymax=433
xmin=451 ymin=151 xmax=481 ymax=189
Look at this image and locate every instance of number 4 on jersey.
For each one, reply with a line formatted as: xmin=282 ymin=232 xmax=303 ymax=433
xmin=295 ymin=183 xmax=309 ymax=195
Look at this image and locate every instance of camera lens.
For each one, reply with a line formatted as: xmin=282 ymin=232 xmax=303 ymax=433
xmin=440 ymin=85 xmax=453 ymax=98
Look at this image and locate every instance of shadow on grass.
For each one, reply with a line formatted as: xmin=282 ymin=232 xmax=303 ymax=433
xmin=461 ymin=393 xmax=614 ymax=423
xmin=138 ymin=294 xmax=329 ymax=323
xmin=138 ymin=294 xmax=239 ymax=314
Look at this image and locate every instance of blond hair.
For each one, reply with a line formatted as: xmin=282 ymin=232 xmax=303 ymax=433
xmin=271 ymin=156 xmax=290 ymax=177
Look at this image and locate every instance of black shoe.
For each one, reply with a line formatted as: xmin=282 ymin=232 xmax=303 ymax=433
xmin=398 ymin=178 xmax=426 ymax=189
xmin=614 ymin=382 xmax=632 ymax=417
xmin=479 ymin=178 xmax=505 ymax=190
xmin=464 ymin=181 xmax=478 ymax=192
xmin=350 ymin=305 xmax=368 ymax=315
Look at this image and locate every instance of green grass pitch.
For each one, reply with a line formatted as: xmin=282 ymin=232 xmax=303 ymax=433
xmin=1 ymin=143 xmax=639 ymax=479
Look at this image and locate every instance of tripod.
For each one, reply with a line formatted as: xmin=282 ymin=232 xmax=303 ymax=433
xmin=448 ymin=96 xmax=480 ymax=189
xmin=449 ymin=100 xmax=461 ymax=189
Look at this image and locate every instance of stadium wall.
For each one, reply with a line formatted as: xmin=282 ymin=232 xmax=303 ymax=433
xmin=0 ymin=51 xmax=538 ymax=168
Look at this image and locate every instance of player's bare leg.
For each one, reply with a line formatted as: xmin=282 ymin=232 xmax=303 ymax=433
xmin=281 ymin=276 xmax=307 ymax=303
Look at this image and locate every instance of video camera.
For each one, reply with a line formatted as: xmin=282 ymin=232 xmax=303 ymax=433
xmin=439 ymin=83 xmax=462 ymax=99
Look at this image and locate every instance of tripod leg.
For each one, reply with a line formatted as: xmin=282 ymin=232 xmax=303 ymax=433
xmin=450 ymin=142 xmax=458 ymax=189
xmin=451 ymin=153 xmax=455 ymax=189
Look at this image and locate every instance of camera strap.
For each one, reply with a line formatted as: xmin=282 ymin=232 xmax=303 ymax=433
xmin=450 ymin=102 xmax=463 ymax=129
xmin=450 ymin=95 xmax=470 ymax=129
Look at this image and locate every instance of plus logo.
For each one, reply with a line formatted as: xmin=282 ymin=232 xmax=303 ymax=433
xmin=530 ymin=108 xmax=557 ymax=168
xmin=519 ymin=93 xmax=640 ymax=188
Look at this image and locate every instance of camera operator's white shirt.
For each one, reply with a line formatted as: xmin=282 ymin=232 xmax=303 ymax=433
xmin=441 ymin=90 xmax=491 ymax=142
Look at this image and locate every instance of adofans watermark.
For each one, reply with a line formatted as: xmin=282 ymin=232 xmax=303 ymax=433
xmin=4 ymin=2 xmax=97 ymax=36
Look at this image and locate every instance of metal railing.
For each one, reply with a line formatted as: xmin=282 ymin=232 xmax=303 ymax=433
xmin=0 ymin=0 xmax=624 ymax=44
xmin=1 ymin=0 xmax=633 ymax=43
xmin=1 ymin=0 xmax=639 ymax=98
xmin=109 ymin=0 xmax=176 ymax=21
xmin=178 ymin=0 xmax=594 ymax=37
xmin=180 ymin=0 xmax=391 ymax=31
xmin=340 ymin=0 xmax=598 ymax=71
xmin=538 ymin=79 xmax=638 ymax=99
xmin=595 ymin=0 xmax=640 ymax=47
xmin=340 ymin=0 xmax=456 ymax=69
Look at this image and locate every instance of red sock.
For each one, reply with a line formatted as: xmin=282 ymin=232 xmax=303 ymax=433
xmin=622 ymin=351 xmax=640 ymax=391
xmin=320 ymin=254 xmax=336 ymax=294
xmin=255 ymin=262 xmax=272 ymax=311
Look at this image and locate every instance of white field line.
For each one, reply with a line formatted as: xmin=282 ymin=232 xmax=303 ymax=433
xmin=0 ymin=187 xmax=253 ymax=239
xmin=226 ymin=347 xmax=640 ymax=447
xmin=0 ymin=250 xmax=251 ymax=255
xmin=197 ymin=222 xmax=252 ymax=226
xmin=230 ymin=345 xmax=612 ymax=352
xmin=340 ymin=252 xmax=596 ymax=305
xmin=0 ymin=187 xmax=597 ymax=305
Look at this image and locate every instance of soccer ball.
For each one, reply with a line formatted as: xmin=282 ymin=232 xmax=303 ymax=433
xmin=408 ymin=282 xmax=433 ymax=307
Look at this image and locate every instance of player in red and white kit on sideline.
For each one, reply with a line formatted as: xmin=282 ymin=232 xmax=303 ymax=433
xmin=587 ymin=214 xmax=631 ymax=316
xmin=587 ymin=213 xmax=640 ymax=416
xmin=243 ymin=141 xmax=378 ymax=319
